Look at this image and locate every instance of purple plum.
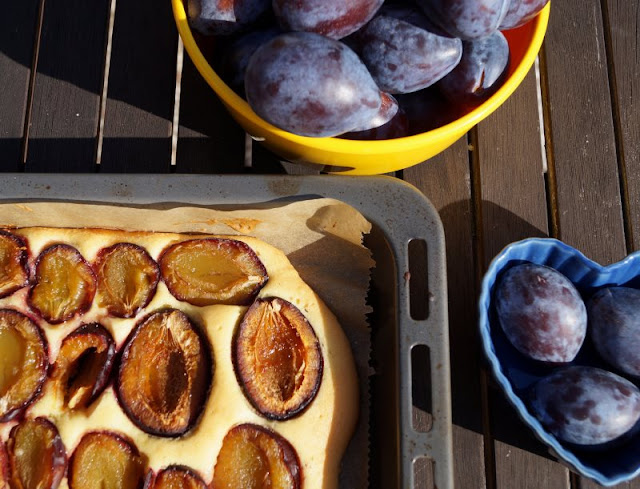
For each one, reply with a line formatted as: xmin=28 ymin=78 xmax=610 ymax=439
xmin=244 ymin=32 xmax=388 ymax=137
xmin=348 ymin=5 xmax=462 ymax=94
xmin=500 ymin=0 xmax=549 ymax=30
xmin=530 ymin=366 xmax=640 ymax=446
xmin=588 ymin=287 xmax=640 ymax=377
xmin=495 ymin=263 xmax=587 ymax=363
xmin=415 ymin=0 xmax=510 ymax=40
xmin=438 ymin=30 xmax=510 ymax=108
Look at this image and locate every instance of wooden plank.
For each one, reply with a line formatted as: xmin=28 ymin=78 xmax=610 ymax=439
xmin=0 ymin=0 xmax=40 ymax=171
xmin=25 ymin=0 xmax=109 ymax=172
xmin=175 ymin=54 xmax=246 ymax=173
xmin=544 ymin=1 xmax=634 ymax=488
xmin=542 ymin=0 xmax=625 ymax=265
xmin=605 ymin=0 xmax=640 ymax=252
xmin=476 ymin=64 xmax=572 ymax=489
xmin=404 ymin=140 xmax=487 ymax=489
xmin=99 ymin=0 xmax=178 ymax=172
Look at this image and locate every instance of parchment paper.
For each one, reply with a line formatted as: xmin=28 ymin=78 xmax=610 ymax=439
xmin=0 ymin=198 xmax=374 ymax=488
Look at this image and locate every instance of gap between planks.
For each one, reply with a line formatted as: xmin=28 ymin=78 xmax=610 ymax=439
xmin=20 ymin=0 xmax=47 ymax=165
xmin=96 ymin=0 xmax=116 ymax=166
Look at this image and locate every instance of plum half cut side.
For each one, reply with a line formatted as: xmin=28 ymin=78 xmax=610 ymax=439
xmin=234 ymin=297 xmax=323 ymax=420
xmin=69 ymin=431 xmax=145 ymax=489
xmin=0 ymin=309 xmax=48 ymax=422
xmin=0 ymin=230 xmax=29 ymax=299
xmin=159 ymin=238 xmax=268 ymax=306
xmin=95 ymin=243 xmax=160 ymax=318
xmin=0 ymin=438 xmax=9 ymax=487
xmin=28 ymin=244 xmax=97 ymax=324
xmin=148 ymin=466 xmax=208 ymax=489
xmin=117 ymin=309 xmax=212 ymax=437
xmin=51 ymin=323 xmax=116 ymax=410
xmin=7 ymin=417 xmax=66 ymax=489
xmin=212 ymin=423 xmax=301 ymax=489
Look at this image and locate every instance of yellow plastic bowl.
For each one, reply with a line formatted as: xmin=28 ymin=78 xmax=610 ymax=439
xmin=172 ymin=1 xmax=550 ymax=175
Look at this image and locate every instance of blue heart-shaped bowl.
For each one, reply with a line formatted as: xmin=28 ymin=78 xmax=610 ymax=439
xmin=479 ymin=238 xmax=640 ymax=486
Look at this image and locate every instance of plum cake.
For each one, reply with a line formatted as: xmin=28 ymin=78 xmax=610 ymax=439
xmin=0 ymin=227 xmax=359 ymax=489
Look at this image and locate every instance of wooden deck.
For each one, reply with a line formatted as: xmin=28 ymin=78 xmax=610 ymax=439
xmin=1 ymin=1 xmax=639 ymax=488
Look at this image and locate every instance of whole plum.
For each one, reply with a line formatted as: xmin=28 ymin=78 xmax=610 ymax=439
xmin=415 ymin=0 xmax=510 ymax=40
xmin=348 ymin=5 xmax=462 ymax=94
xmin=438 ymin=31 xmax=510 ymax=108
xmin=272 ymin=0 xmax=384 ymax=40
xmin=244 ymin=32 xmax=388 ymax=137
xmin=500 ymin=0 xmax=549 ymax=30
xmin=187 ymin=0 xmax=271 ymax=36
xmin=529 ymin=366 xmax=640 ymax=446
xmin=495 ymin=263 xmax=587 ymax=363
xmin=588 ymin=287 xmax=640 ymax=377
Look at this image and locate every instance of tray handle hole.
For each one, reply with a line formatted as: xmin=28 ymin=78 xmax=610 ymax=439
xmin=408 ymin=239 xmax=429 ymax=321
xmin=413 ymin=456 xmax=434 ymax=489
xmin=411 ymin=344 xmax=433 ymax=433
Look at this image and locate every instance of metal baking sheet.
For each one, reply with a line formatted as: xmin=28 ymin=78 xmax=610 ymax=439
xmin=0 ymin=173 xmax=453 ymax=489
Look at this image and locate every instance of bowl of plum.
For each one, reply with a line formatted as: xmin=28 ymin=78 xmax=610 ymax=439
xmin=479 ymin=238 xmax=640 ymax=486
xmin=172 ymin=0 xmax=550 ymax=175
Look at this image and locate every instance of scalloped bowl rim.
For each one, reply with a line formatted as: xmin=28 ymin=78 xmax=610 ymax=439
xmin=172 ymin=0 xmax=550 ymax=158
xmin=479 ymin=237 xmax=640 ymax=487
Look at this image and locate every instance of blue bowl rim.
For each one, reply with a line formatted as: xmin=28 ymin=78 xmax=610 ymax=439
xmin=478 ymin=237 xmax=640 ymax=487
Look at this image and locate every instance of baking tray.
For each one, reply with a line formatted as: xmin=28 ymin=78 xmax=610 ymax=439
xmin=0 ymin=173 xmax=453 ymax=489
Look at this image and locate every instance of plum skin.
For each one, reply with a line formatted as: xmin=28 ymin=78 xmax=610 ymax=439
xmin=438 ymin=30 xmax=510 ymax=108
xmin=244 ymin=31 xmax=386 ymax=137
xmin=272 ymin=0 xmax=385 ymax=40
xmin=416 ymin=0 xmax=511 ymax=40
xmin=349 ymin=6 xmax=463 ymax=94
xmin=588 ymin=287 xmax=640 ymax=377
xmin=187 ymin=0 xmax=271 ymax=36
xmin=529 ymin=366 xmax=640 ymax=446
xmin=494 ymin=263 xmax=587 ymax=363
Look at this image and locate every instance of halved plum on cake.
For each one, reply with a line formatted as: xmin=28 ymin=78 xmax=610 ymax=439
xmin=51 ymin=323 xmax=116 ymax=409
xmin=159 ymin=238 xmax=268 ymax=306
xmin=69 ymin=432 xmax=145 ymax=489
xmin=0 ymin=230 xmax=29 ymax=298
xmin=147 ymin=466 xmax=207 ymax=489
xmin=233 ymin=298 xmax=323 ymax=420
xmin=94 ymin=243 xmax=160 ymax=318
xmin=117 ymin=309 xmax=212 ymax=436
xmin=213 ymin=423 xmax=301 ymax=489
xmin=28 ymin=244 xmax=96 ymax=324
xmin=6 ymin=417 xmax=66 ymax=489
xmin=0 ymin=309 xmax=48 ymax=421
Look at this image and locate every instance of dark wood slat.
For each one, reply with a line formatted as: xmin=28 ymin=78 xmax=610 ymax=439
xmin=175 ymin=54 xmax=246 ymax=173
xmin=606 ymin=0 xmax=640 ymax=252
xmin=404 ymin=140 xmax=487 ymax=489
xmin=476 ymin=67 xmax=571 ymax=489
xmin=99 ymin=0 xmax=178 ymax=172
xmin=250 ymin=141 xmax=290 ymax=174
xmin=0 ymin=0 xmax=40 ymax=171
xmin=25 ymin=0 xmax=109 ymax=172
xmin=543 ymin=0 xmax=625 ymax=265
